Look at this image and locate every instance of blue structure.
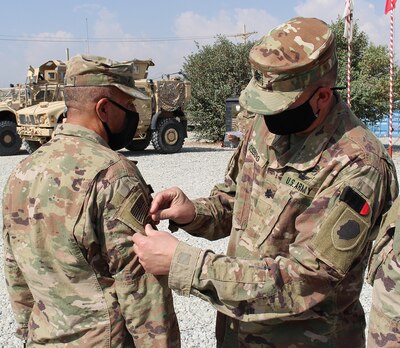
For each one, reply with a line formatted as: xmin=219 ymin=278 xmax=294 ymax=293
xmin=368 ymin=112 xmax=400 ymax=138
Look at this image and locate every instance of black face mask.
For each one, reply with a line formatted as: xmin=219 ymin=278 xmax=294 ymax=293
xmin=264 ymin=88 xmax=320 ymax=135
xmin=102 ymin=98 xmax=139 ymax=150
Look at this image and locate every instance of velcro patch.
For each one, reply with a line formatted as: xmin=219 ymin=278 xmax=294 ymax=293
xmin=248 ymin=144 xmax=261 ymax=162
xmin=339 ymin=186 xmax=370 ymax=216
xmin=312 ymin=200 xmax=369 ymax=274
xmin=115 ymin=189 xmax=150 ymax=233
xmin=281 ymin=172 xmax=313 ymax=196
xmin=130 ymin=194 xmax=148 ymax=226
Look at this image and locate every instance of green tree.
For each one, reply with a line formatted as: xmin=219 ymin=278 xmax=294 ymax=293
xmin=183 ymin=36 xmax=253 ymax=141
xmin=330 ymin=17 xmax=400 ymax=123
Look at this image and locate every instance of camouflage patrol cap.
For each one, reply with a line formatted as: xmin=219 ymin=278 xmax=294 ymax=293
xmin=65 ymin=54 xmax=148 ymax=100
xmin=239 ymin=17 xmax=337 ymax=115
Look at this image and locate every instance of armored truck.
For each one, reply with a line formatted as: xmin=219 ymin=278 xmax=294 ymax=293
xmin=16 ymin=59 xmax=191 ymax=154
xmin=0 ymin=60 xmax=65 ymax=156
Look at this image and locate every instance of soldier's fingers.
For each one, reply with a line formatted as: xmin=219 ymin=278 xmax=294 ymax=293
xmin=145 ymin=223 xmax=158 ymax=236
xmin=132 ymin=231 xmax=146 ymax=248
xmin=157 ymin=208 xmax=175 ymax=221
xmin=150 ymin=211 xmax=161 ymax=224
xmin=150 ymin=191 xmax=175 ymax=214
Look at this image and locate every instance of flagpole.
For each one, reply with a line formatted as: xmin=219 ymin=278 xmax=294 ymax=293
xmin=389 ymin=2 xmax=394 ymax=157
xmin=345 ymin=0 xmax=352 ymax=107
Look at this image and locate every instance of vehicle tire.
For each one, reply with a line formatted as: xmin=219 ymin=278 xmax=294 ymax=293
xmin=0 ymin=120 xmax=22 ymax=156
xmin=125 ymin=131 xmax=151 ymax=151
xmin=151 ymin=118 xmax=185 ymax=154
xmin=23 ymin=140 xmax=41 ymax=154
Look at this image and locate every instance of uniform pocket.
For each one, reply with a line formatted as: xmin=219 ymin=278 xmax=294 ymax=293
xmin=255 ymin=193 xmax=292 ymax=248
xmin=233 ymin=160 xmax=255 ymax=229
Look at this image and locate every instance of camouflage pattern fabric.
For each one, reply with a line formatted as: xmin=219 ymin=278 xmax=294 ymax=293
xmin=239 ymin=17 xmax=337 ymax=115
xmin=367 ymin=197 xmax=400 ymax=347
xmin=3 ymin=123 xmax=180 ymax=347
xmin=157 ymin=81 xmax=185 ymax=112
xmin=168 ymin=97 xmax=398 ymax=347
xmin=65 ymin=54 xmax=149 ymax=100
xmin=235 ymin=109 xmax=255 ymax=136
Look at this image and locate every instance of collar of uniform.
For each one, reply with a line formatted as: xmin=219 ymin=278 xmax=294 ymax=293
xmin=289 ymin=99 xmax=343 ymax=170
xmin=248 ymin=98 xmax=342 ymax=170
xmin=53 ymin=123 xmax=109 ymax=148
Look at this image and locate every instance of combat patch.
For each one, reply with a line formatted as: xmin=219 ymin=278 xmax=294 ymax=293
xmin=115 ymin=189 xmax=150 ymax=233
xmin=281 ymin=172 xmax=312 ymax=196
xmin=339 ymin=186 xmax=370 ymax=216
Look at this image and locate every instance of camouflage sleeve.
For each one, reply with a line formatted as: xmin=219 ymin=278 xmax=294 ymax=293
xmin=169 ymin=161 xmax=396 ymax=322
xmin=175 ymin=132 xmax=248 ymax=240
xmin=367 ymin=192 xmax=400 ymax=285
xmin=94 ymin=170 xmax=180 ymax=346
xmin=367 ymin=198 xmax=400 ymax=346
xmin=3 ymin=188 xmax=34 ymax=342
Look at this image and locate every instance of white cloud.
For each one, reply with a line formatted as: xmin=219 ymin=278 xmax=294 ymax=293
xmin=83 ymin=7 xmax=280 ymax=79
xmin=19 ymin=31 xmax=75 ymax=84
xmin=294 ymin=0 xmax=344 ymax=23
xmin=295 ymin=0 xmax=400 ymax=50
xmin=164 ymin=8 xmax=279 ymax=78
xmin=174 ymin=9 xmax=278 ymax=42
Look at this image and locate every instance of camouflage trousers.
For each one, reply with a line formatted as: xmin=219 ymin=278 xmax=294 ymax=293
xmin=368 ymin=238 xmax=400 ymax=347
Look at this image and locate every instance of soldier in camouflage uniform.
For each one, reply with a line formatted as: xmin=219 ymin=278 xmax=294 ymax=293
xmin=2 ymin=54 xmax=180 ymax=347
xmin=367 ymin=197 xmax=400 ymax=347
xmin=132 ymin=17 xmax=398 ymax=347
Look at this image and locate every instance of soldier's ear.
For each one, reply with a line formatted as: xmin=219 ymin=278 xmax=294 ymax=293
xmin=96 ymin=98 xmax=109 ymax=122
xmin=315 ymin=87 xmax=333 ymax=107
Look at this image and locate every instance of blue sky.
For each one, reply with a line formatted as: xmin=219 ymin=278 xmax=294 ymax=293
xmin=0 ymin=0 xmax=398 ymax=86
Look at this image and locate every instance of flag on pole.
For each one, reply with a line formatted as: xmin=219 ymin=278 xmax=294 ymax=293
xmin=385 ymin=0 xmax=397 ymax=14
xmin=343 ymin=0 xmax=354 ymax=40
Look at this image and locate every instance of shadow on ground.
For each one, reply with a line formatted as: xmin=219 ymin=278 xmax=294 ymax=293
xmin=120 ymin=144 xmax=232 ymax=157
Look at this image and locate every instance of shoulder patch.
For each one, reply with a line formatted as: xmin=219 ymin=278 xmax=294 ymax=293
xmin=115 ymin=189 xmax=150 ymax=233
xmin=130 ymin=194 xmax=148 ymax=226
xmin=312 ymin=200 xmax=369 ymax=275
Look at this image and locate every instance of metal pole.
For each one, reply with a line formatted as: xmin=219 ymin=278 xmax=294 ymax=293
xmin=389 ymin=2 xmax=394 ymax=157
xmin=86 ymin=18 xmax=90 ymax=54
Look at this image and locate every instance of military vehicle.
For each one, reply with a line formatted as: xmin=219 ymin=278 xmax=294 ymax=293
xmin=0 ymin=60 xmax=66 ymax=156
xmin=16 ymin=59 xmax=191 ymax=154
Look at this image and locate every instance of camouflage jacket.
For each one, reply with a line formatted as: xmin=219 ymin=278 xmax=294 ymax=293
xmin=367 ymin=197 xmax=400 ymax=347
xmin=168 ymin=99 xmax=398 ymax=348
xmin=3 ymin=124 xmax=180 ymax=347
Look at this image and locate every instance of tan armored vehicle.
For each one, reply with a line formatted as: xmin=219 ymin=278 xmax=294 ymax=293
xmin=0 ymin=60 xmax=65 ymax=156
xmin=17 ymin=59 xmax=191 ymax=154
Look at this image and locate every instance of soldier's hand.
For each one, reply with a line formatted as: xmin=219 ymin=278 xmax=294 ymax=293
xmin=132 ymin=224 xmax=178 ymax=275
xmin=150 ymin=187 xmax=195 ymax=225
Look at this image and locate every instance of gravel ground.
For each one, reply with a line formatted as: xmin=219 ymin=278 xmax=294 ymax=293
xmin=1 ymin=137 xmax=400 ymax=348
